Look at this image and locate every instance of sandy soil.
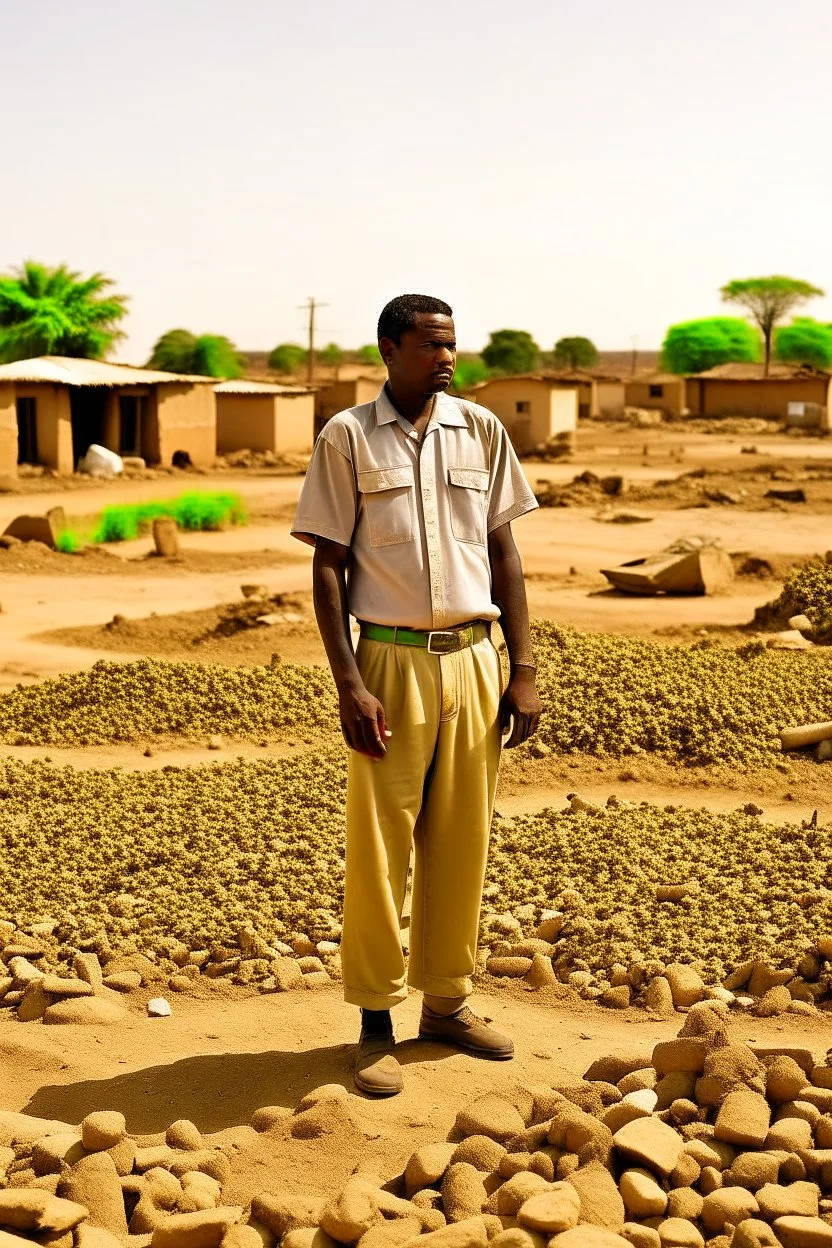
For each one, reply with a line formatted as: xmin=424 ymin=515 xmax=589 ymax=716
xmin=3 ymin=983 xmax=829 ymax=1203
xmin=2 ymin=420 xmax=831 ymax=1171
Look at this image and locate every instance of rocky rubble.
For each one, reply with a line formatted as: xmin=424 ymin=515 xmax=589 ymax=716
xmin=2 ymin=754 xmax=832 ymax=1021
xmin=5 ymin=1008 xmax=832 ymax=1246
xmin=2 ymin=623 xmax=832 ymax=770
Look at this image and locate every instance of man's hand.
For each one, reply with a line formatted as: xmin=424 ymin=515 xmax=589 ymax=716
xmin=338 ymin=680 xmax=391 ymax=760
xmin=499 ymin=668 xmax=542 ymax=749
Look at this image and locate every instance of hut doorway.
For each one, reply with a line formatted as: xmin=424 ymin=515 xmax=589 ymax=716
xmin=70 ymin=390 xmax=107 ymax=464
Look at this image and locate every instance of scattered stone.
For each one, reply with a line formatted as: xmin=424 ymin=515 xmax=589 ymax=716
xmin=59 ymin=1152 xmax=128 ymax=1236
xmin=516 ymin=1184 xmax=580 ymax=1233
xmin=619 ymin=1169 xmax=667 ymax=1218
xmin=148 ymin=998 xmax=172 ymax=1017
xmin=43 ymin=999 xmax=128 ymax=1025
xmin=455 ymin=1094 xmax=526 ymax=1144
xmin=701 ymin=1187 xmax=760 ymax=1233
xmin=613 ymin=1118 xmax=684 ymax=1176
xmin=81 ymin=1112 xmax=126 ymax=1152
xmin=665 ymin=964 xmax=705 ymax=1008
xmin=773 ymin=1216 xmax=832 ymax=1246
xmin=150 ymin=1208 xmax=243 ymax=1248
xmin=714 ymin=1089 xmax=771 ymax=1147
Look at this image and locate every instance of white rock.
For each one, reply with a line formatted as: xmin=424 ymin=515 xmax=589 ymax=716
xmin=147 ymin=998 xmax=172 ymax=1017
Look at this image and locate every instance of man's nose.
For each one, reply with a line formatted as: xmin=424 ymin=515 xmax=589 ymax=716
xmin=436 ymin=345 xmax=455 ymax=364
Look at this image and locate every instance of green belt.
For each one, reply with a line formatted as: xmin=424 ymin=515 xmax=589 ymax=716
xmin=359 ymin=620 xmax=488 ymax=654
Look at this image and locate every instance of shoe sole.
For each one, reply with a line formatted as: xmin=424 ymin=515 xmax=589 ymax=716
xmin=354 ymin=1072 xmax=403 ymax=1097
xmin=417 ymin=1030 xmax=514 ymax=1059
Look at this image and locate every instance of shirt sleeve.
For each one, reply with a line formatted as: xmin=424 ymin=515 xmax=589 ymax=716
xmin=291 ymin=425 xmax=357 ymax=547
xmin=487 ymin=420 xmax=539 ymax=532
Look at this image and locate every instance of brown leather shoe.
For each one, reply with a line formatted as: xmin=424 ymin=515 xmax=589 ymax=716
xmin=354 ymin=1025 xmax=403 ymax=1097
xmin=418 ymin=1004 xmax=514 ymax=1059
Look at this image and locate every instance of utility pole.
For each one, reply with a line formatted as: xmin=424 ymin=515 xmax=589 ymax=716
xmin=299 ymin=297 xmax=328 ymax=384
xmin=630 ymin=334 xmax=638 ymax=377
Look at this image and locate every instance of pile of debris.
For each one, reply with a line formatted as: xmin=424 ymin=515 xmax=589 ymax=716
xmin=752 ymin=556 xmax=832 ymax=646
xmin=601 ymin=538 xmax=734 ymax=597
xmin=535 ymin=472 xmax=629 ymax=508
xmin=5 ymin=1008 xmax=832 ymax=1246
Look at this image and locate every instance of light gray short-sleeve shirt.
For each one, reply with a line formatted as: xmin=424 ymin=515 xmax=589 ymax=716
xmin=291 ymin=386 xmax=538 ymax=630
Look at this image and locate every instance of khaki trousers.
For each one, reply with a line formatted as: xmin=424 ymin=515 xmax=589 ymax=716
xmin=341 ymin=634 xmax=503 ymax=1010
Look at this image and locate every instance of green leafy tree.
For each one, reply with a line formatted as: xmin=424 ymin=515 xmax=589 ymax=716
xmin=357 ymin=343 xmax=383 ymax=366
xmin=660 ymin=317 xmax=760 ymax=374
xmin=319 ymin=342 xmax=343 ymax=368
xmin=192 ymin=335 xmax=243 ymax=378
xmin=450 ymin=358 xmax=489 ymax=392
xmin=721 ymin=275 xmax=824 ymax=375
xmin=482 ymin=329 xmax=539 ymax=374
xmin=774 ymin=318 xmax=832 ymax=371
xmin=0 ymin=261 xmax=128 ymax=363
xmin=147 ymin=329 xmax=243 ymax=378
xmin=552 ymin=336 xmax=598 ymax=370
xmin=147 ymin=329 xmax=198 ymax=372
xmin=268 ymin=342 xmax=308 ymax=373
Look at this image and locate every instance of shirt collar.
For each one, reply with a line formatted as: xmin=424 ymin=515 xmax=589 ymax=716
xmin=374 ymin=385 xmax=470 ymax=429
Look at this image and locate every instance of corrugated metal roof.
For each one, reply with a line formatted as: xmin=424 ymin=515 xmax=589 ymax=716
xmin=0 ymin=356 xmax=217 ymax=387
xmin=214 ymin=379 xmax=311 ymax=396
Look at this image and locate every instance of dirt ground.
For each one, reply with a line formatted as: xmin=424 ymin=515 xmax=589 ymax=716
xmin=3 ymin=983 xmax=830 ymax=1204
xmin=2 ymin=418 xmax=832 ymax=1186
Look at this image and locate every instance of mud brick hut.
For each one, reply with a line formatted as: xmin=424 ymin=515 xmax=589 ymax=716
xmin=313 ymin=375 xmax=382 ymax=437
xmin=214 ymin=379 xmax=315 ymax=456
xmin=0 ymin=356 xmax=217 ymax=476
xmin=685 ymin=361 xmax=832 ymax=425
xmin=625 ymin=372 xmax=688 ymax=417
xmin=469 ymin=375 xmax=579 ymax=453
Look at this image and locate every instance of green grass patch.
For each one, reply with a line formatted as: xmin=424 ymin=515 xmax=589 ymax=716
xmin=55 ymin=530 xmax=81 ymax=554
xmin=93 ymin=492 xmax=247 ymax=543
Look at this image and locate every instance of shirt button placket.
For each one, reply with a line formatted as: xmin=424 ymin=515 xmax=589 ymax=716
xmin=421 ymin=455 xmax=443 ymax=628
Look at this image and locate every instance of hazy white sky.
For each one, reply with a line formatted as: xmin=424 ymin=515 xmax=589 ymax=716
xmin=2 ymin=0 xmax=831 ymax=360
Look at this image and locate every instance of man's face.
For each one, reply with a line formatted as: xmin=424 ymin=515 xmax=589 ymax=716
xmin=380 ymin=313 xmax=457 ymax=394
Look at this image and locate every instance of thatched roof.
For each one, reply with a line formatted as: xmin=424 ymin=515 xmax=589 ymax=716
xmin=0 ymin=356 xmax=216 ymax=387
xmin=628 ymin=371 xmax=686 ymax=385
xmin=214 ymin=379 xmax=311 ymax=396
xmin=691 ymin=362 xmax=830 ymax=381
xmin=475 ymin=370 xmax=624 ymax=387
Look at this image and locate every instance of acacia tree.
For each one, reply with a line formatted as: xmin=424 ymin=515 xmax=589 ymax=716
xmin=660 ymin=318 xmax=759 ymax=374
xmin=721 ymin=276 xmax=824 ymax=375
xmin=482 ymin=329 xmax=539 ymax=374
xmin=553 ymin=336 xmax=598 ymax=369
xmin=774 ymin=318 xmax=832 ymax=371
xmin=268 ymin=343 xmax=307 ymax=373
xmin=147 ymin=329 xmax=243 ymax=378
xmin=0 ymin=261 xmax=128 ymax=362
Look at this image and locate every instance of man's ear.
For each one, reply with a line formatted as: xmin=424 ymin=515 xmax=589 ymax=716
xmin=378 ymin=336 xmax=395 ymax=367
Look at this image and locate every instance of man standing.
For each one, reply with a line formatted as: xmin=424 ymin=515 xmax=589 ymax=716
xmin=292 ymin=294 xmax=541 ymax=1096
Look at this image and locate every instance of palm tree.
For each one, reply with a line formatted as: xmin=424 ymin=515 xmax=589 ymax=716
xmin=0 ymin=261 xmax=128 ymax=362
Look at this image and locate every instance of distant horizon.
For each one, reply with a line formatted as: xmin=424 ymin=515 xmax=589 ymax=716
xmin=2 ymin=0 xmax=831 ymax=364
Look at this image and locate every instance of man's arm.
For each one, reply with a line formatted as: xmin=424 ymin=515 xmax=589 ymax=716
xmin=312 ymin=537 xmax=389 ymax=760
xmin=488 ymin=522 xmax=542 ymax=748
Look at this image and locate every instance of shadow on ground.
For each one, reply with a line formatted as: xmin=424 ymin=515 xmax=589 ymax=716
xmin=23 ymin=1039 xmax=458 ymax=1134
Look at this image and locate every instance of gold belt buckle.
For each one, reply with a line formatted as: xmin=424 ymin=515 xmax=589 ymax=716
xmin=427 ymin=628 xmax=465 ymax=654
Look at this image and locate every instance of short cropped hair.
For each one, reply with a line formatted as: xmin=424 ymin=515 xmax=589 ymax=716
xmin=377 ymin=294 xmax=453 ymax=344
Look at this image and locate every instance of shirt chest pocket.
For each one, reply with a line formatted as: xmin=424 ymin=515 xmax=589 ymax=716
xmin=448 ymin=466 xmax=489 ymax=545
xmin=357 ymin=465 xmax=417 ymax=548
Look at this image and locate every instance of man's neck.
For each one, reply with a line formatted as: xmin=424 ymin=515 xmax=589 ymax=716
xmin=385 ymin=380 xmax=435 ymax=425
